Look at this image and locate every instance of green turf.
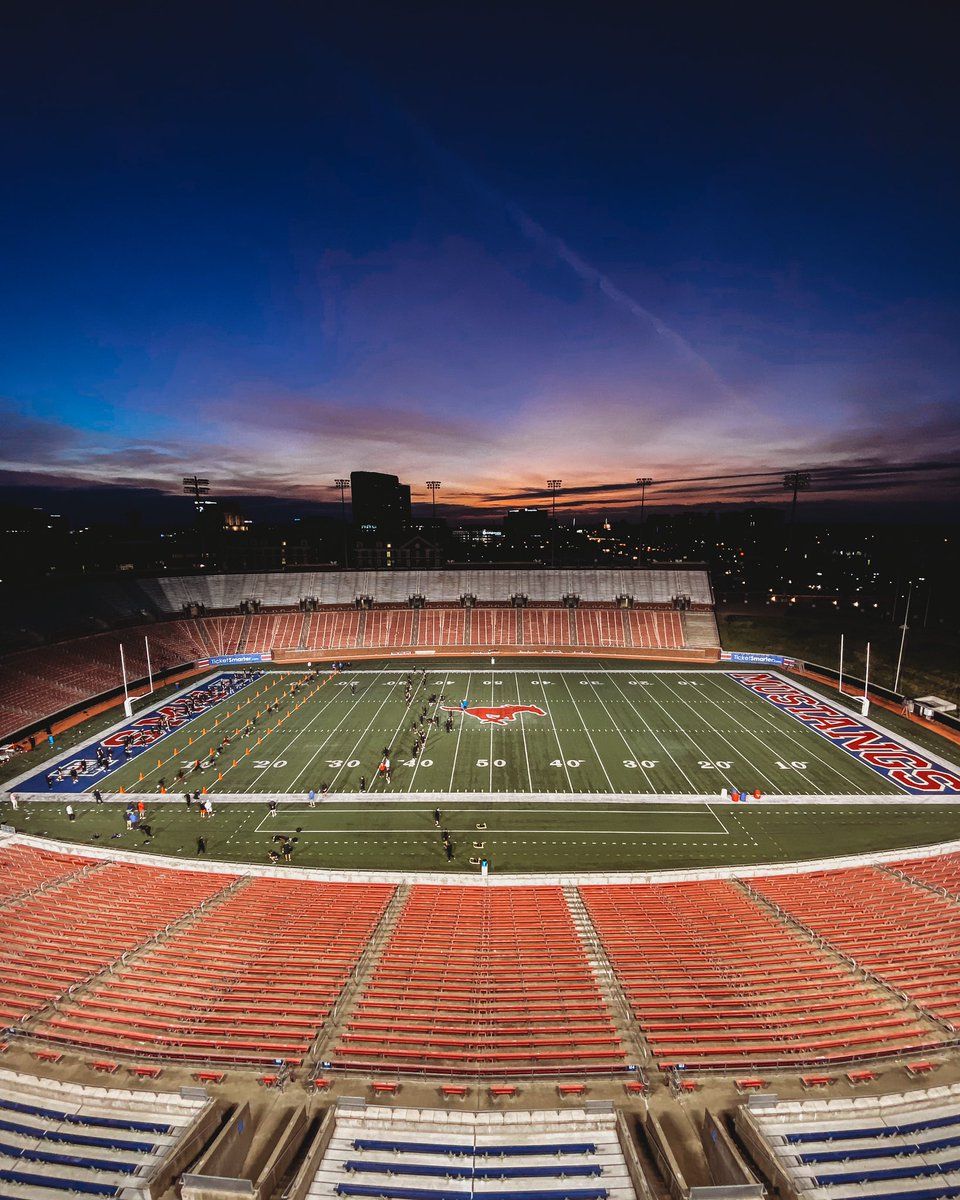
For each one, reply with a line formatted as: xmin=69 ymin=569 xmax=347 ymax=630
xmin=7 ymin=661 xmax=959 ymax=872
xmin=82 ymin=665 xmax=927 ymax=799
xmin=5 ymin=797 xmax=959 ymax=873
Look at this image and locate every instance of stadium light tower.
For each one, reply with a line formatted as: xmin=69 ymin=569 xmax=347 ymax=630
xmin=183 ymin=475 xmax=210 ymax=512
xmin=547 ymin=479 xmax=562 ymax=569
xmin=782 ymin=470 xmax=812 ymax=587
xmin=782 ymin=470 xmax=812 ymax=523
xmin=183 ymin=475 xmax=211 ymax=568
xmin=636 ymin=476 xmax=653 ymax=560
xmin=893 ymin=581 xmax=912 ymax=695
xmin=334 ymin=478 xmax=351 ymax=568
xmin=426 ymin=480 xmax=441 ymax=518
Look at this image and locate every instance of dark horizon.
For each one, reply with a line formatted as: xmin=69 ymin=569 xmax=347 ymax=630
xmin=1 ymin=478 xmax=956 ymax=530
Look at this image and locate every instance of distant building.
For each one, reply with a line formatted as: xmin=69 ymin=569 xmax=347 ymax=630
xmin=350 ymin=471 xmax=411 ymax=535
xmin=353 ymin=533 xmax=442 ymax=569
xmin=504 ymin=508 xmax=549 ymax=540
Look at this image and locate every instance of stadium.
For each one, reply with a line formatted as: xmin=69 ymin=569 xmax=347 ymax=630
xmin=2 ymin=566 xmax=960 ymax=1200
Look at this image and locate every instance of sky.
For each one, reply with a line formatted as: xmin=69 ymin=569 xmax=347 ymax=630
xmin=1 ymin=1 xmax=959 ymax=522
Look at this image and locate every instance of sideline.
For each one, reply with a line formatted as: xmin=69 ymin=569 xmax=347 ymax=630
xmin=2 ymin=827 xmax=959 ymax=888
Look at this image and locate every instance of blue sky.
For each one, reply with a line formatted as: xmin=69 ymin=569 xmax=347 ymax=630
xmin=1 ymin=1 xmax=958 ymax=519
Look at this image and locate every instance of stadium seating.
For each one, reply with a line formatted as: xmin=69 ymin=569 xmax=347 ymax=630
xmin=35 ymin=878 xmax=395 ymax=1066
xmin=579 ymin=879 xmax=944 ymax=1070
xmin=0 ymin=843 xmax=92 ymax=905
xmin=471 ymin=608 xmax=519 ymax=646
xmin=738 ymin=1082 xmax=960 ymax=1200
xmin=303 ymin=609 xmax=362 ymax=651
xmin=0 ymin=1066 xmax=211 ymax=1199
xmin=574 ymin=610 xmax=626 ymax=648
xmin=746 ymin=866 xmax=960 ymax=1033
xmin=332 ymin=885 xmax=625 ymax=1075
xmin=417 ymin=608 xmax=466 ymax=647
xmin=0 ymin=863 xmax=231 ymax=1028
xmin=522 ymin=610 xmax=569 ymax=646
xmin=626 ymin=610 xmax=682 ymax=649
xmin=894 ymin=850 xmax=960 ymax=900
xmin=0 ymin=617 xmax=245 ymax=736
xmin=242 ymin=612 xmax=305 ymax=652
xmin=302 ymin=1097 xmax=636 ymax=1200
xmin=0 ymin=603 xmax=702 ymax=740
xmin=3 ymin=568 xmax=714 ymax=635
xmin=364 ymin=610 xmax=415 ymax=649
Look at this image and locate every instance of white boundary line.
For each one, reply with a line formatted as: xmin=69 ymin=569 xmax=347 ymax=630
xmin=4 ymin=827 xmax=960 ymax=887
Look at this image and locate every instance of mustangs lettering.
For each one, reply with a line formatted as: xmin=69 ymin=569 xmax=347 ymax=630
xmin=733 ymin=671 xmax=960 ymax=795
xmin=444 ymin=704 xmax=547 ymax=726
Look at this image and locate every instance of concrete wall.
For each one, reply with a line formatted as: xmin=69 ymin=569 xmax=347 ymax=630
xmin=615 ymin=1109 xmax=660 ymax=1200
xmin=253 ymin=1106 xmax=310 ymax=1199
xmin=699 ymin=1109 xmax=764 ymax=1195
xmin=182 ymin=1102 xmax=254 ymax=1196
xmin=642 ymin=1110 xmax=688 ymax=1200
xmin=283 ymin=1108 xmax=338 ymax=1200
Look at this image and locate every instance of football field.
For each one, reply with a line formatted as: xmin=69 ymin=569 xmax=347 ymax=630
xmin=8 ymin=662 xmax=960 ymax=872
xmin=85 ymin=664 xmax=950 ymax=799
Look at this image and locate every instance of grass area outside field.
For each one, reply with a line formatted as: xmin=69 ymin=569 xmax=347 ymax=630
xmin=4 ymin=658 xmax=960 ymax=873
xmin=717 ymin=605 xmax=960 ymax=704
xmin=4 ymin=796 xmax=959 ymax=874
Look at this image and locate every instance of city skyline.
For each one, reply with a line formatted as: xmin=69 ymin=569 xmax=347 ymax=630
xmin=2 ymin=3 xmax=958 ymax=521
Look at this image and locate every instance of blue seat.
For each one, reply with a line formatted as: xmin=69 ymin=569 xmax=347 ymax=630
xmin=801 ymin=1139 xmax=960 ymax=1164
xmin=0 ymin=1137 xmax=138 ymax=1174
xmin=473 ymin=1168 xmax=602 ymax=1181
xmin=347 ymin=1162 xmax=471 ymax=1180
xmin=354 ymin=1140 xmax=472 ymax=1157
xmin=352 ymin=1140 xmax=597 ymax=1159
xmin=0 ymin=1166 xmax=121 ymax=1196
xmin=344 ymin=1162 xmax=602 ymax=1182
xmin=0 ymin=1096 xmax=171 ymax=1135
xmin=814 ymin=1185 xmax=960 ymax=1200
xmin=336 ymin=1186 xmax=607 ymax=1200
xmin=0 ymin=1115 xmax=155 ymax=1154
xmin=786 ymin=1111 xmax=960 ymax=1144
xmin=817 ymin=1165 xmax=941 ymax=1186
xmin=475 ymin=1145 xmax=598 ymax=1158
xmin=337 ymin=1187 xmax=471 ymax=1200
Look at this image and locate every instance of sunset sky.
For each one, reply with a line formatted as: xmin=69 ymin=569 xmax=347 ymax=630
xmin=1 ymin=2 xmax=958 ymax=520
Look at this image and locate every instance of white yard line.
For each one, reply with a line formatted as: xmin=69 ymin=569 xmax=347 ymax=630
xmin=515 ymin=672 xmax=535 ymax=792
xmin=558 ymin=674 xmax=616 ymax=792
xmin=588 ymin=682 xmax=656 ymax=792
xmin=538 ymin=674 xmax=573 ymax=790
xmin=601 ymin=668 xmax=700 ymax=791
xmin=704 ymin=674 xmax=866 ymax=793
xmin=655 ymin=674 xmax=782 ymax=795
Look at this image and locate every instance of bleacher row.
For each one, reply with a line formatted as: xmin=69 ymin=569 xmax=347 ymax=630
xmin=0 ymin=617 xmax=245 ymax=739
xmin=2 ymin=843 xmax=960 ymax=1077
xmin=580 ymin=879 xmax=946 ymax=1073
xmin=0 ymin=1067 xmax=208 ymax=1199
xmin=740 ymin=1083 xmax=960 ymax=1200
xmin=0 ymin=608 xmax=688 ymax=739
xmin=1 ymin=569 xmax=713 ymax=639
xmin=332 ymin=887 xmax=625 ymax=1075
xmin=307 ymin=1106 xmax=635 ymax=1200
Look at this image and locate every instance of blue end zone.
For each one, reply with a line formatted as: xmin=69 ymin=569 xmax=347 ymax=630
xmin=731 ymin=671 xmax=960 ymax=795
xmin=14 ymin=672 xmax=261 ymax=794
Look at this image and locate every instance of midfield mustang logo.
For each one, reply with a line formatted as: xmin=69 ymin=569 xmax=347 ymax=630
xmin=444 ymin=704 xmax=547 ymax=725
